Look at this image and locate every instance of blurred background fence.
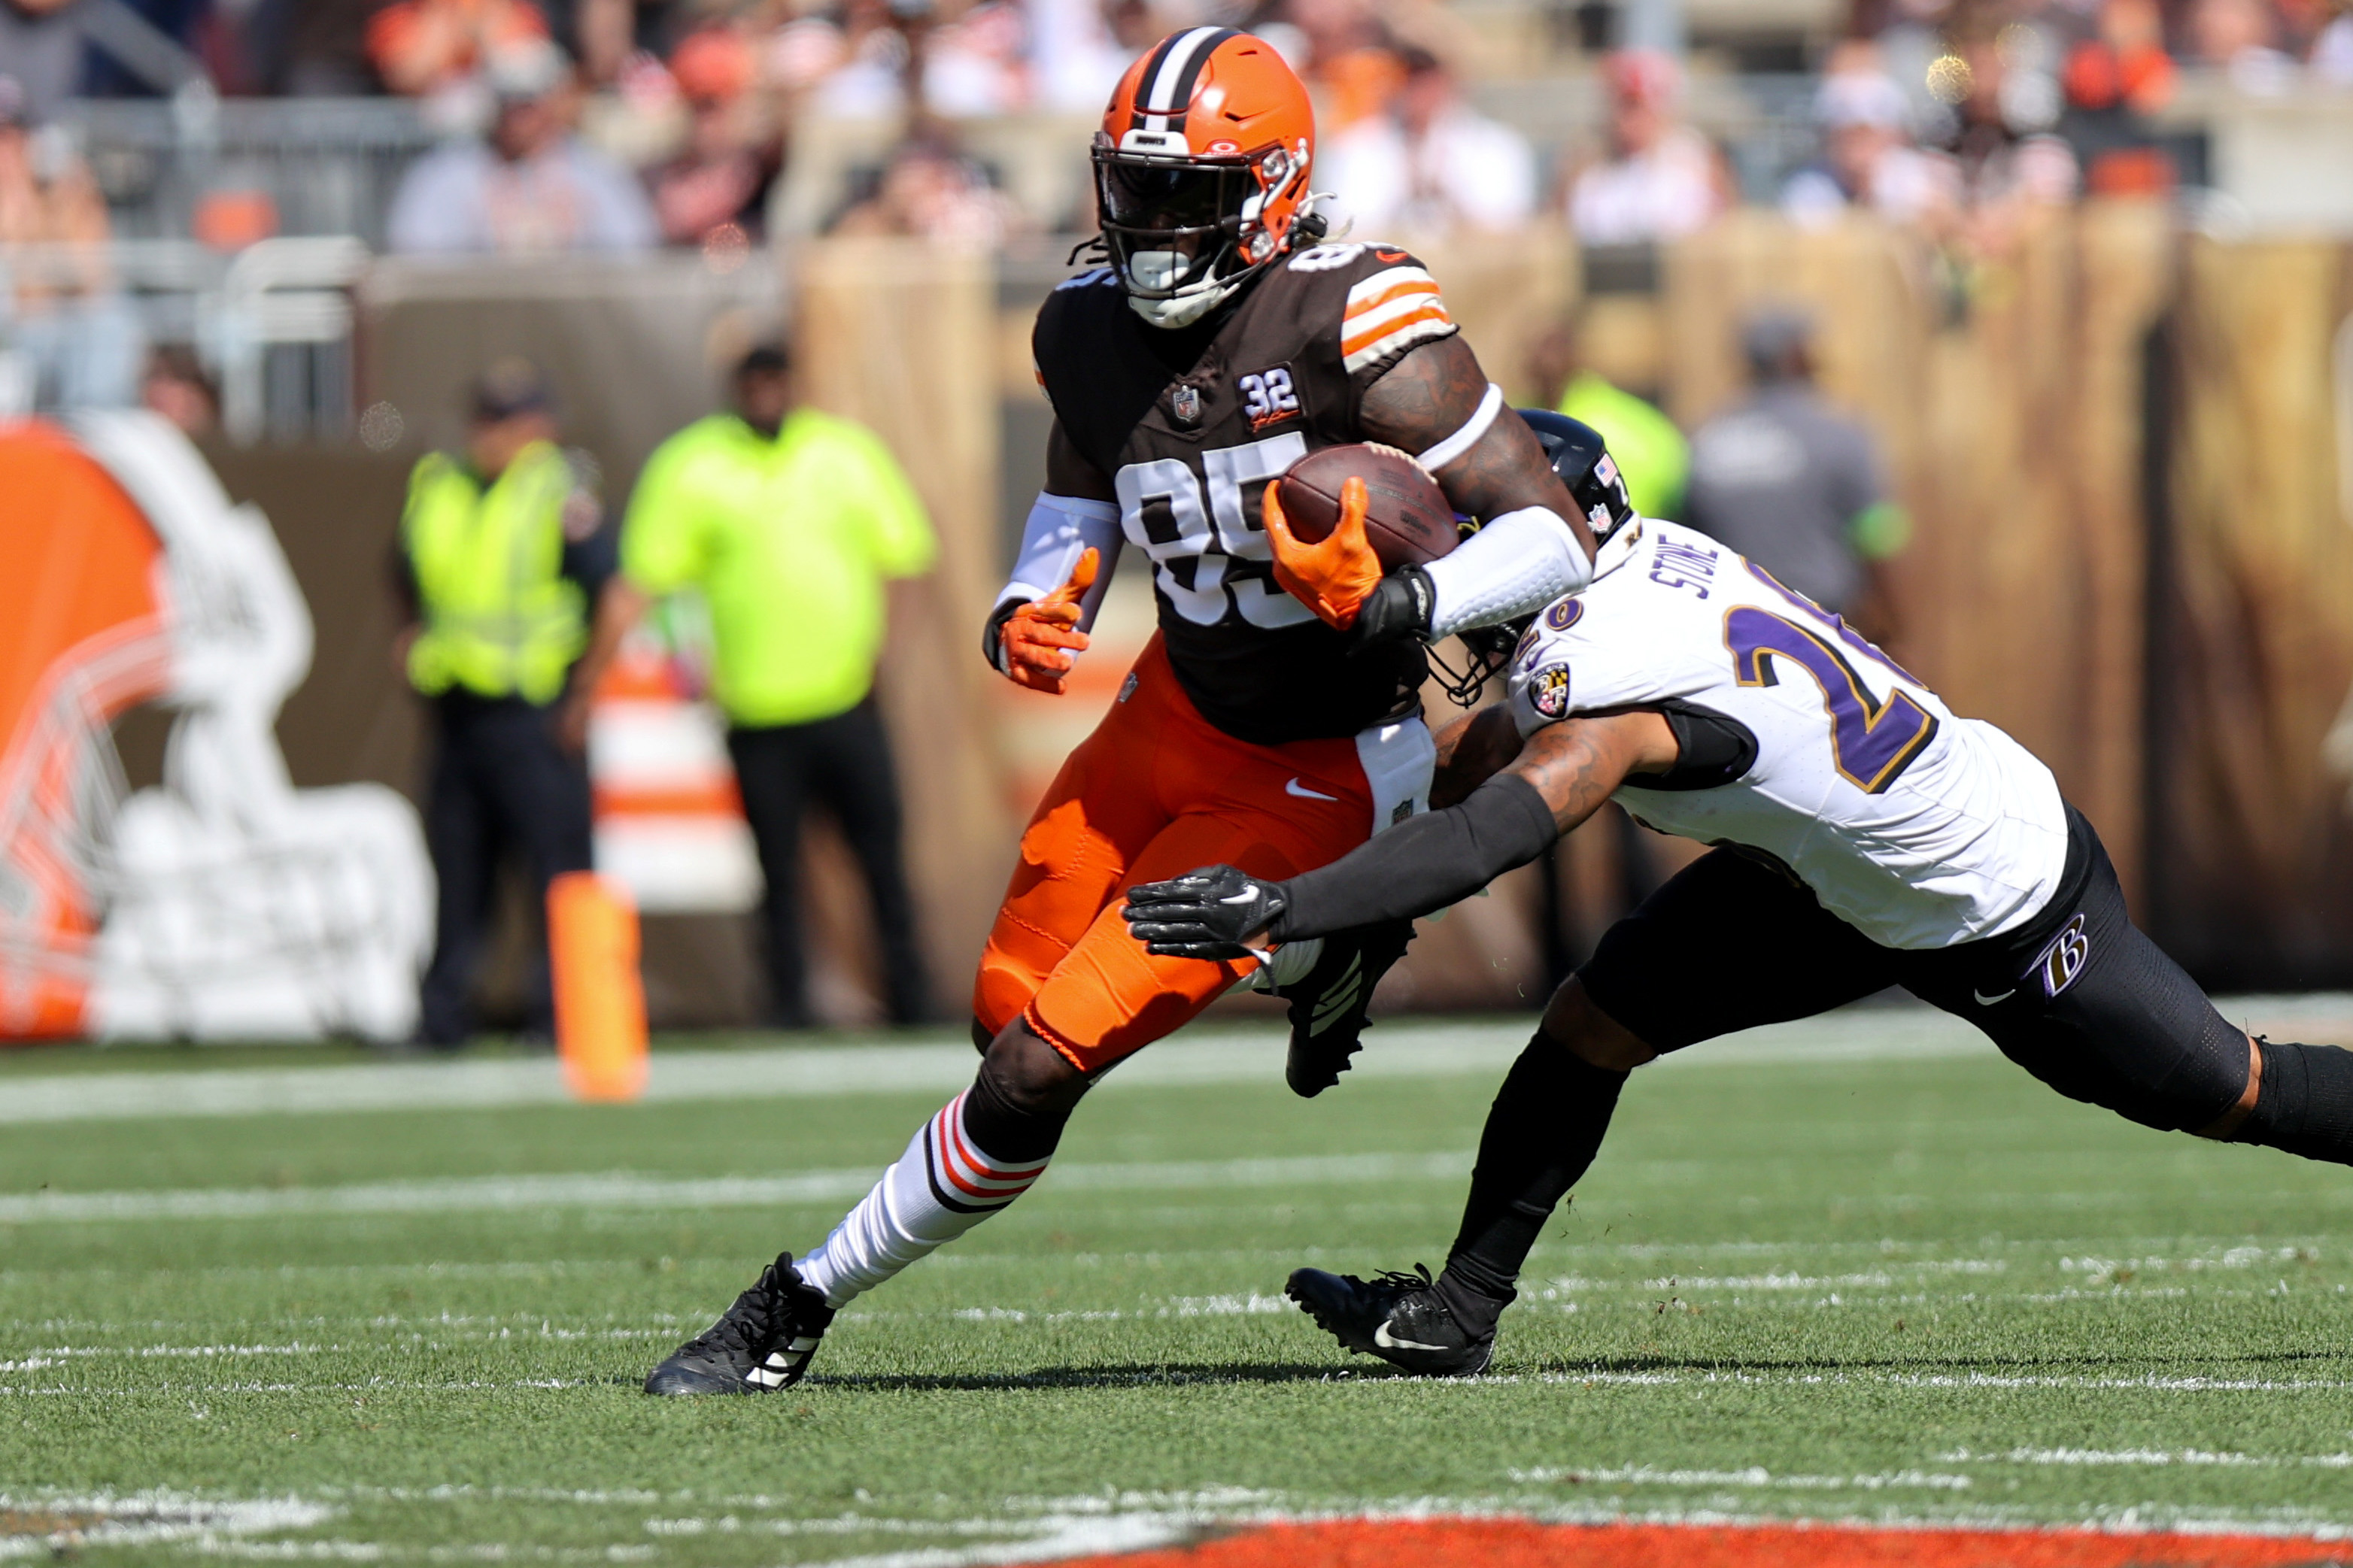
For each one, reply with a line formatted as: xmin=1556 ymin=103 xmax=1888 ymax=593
xmin=109 ymin=211 xmax=2345 ymax=1025
xmin=5 ymin=0 xmax=2353 ymax=1033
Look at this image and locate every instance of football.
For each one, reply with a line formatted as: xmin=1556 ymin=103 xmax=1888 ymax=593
xmin=1273 ymin=442 xmax=1461 ymax=571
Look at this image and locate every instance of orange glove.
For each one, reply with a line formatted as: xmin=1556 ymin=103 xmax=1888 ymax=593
xmin=1000 ymin=547 xmax=1099 ymax=695
xmin=1265 ymin=476 xmax=1383 ymax=630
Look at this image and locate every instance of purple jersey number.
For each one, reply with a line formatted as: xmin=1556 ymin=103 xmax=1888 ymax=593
xmin=1725 ymin=606 xmax=1939 ymax=793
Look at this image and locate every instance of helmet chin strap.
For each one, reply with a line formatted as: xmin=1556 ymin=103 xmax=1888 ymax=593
xmin=1128 ymin=286 xmax=1231 ymax=329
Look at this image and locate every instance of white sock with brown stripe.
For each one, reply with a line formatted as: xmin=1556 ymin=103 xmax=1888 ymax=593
xmin=795 ymin=1089 xmax=1052 ymax=1309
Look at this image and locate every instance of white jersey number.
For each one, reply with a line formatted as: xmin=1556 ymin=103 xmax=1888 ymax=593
xmin=1116 ymin=433 xmax=1314 ymax=629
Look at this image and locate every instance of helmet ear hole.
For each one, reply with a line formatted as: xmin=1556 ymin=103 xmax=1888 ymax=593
xmin=1514 ymin=408 xmax=1635 ymax=538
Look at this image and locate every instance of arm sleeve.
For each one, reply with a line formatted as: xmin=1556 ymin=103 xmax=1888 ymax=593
xmin=1423 ymin=505 xmax=1591 ymax=638
xmin=844 ymin=426 xmax=939 ymax=579
xmin=560 ymin=525 xmax=620 ymax=602
xmin=619 ymin=440 xmax=706 ymax=595
xmin=995 ymin=492 xmax=1123 ymax=624
xmin=389 ymin=540 xmax=421 ymax=622
xmin=1270 ymin=774 xmax=1559 ymax=939
xmin=982 ymin=492 xmax=1124 ymax=672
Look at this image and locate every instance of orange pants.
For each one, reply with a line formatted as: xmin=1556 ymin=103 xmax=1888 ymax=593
xmin=973 ymin=635 xmax=1384 ymax=1073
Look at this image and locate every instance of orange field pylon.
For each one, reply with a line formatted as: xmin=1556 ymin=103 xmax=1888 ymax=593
xmin=548 ymin=871 xmax=648 ymax=1102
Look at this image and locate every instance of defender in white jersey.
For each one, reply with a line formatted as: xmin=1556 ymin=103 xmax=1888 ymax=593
xmin=1126 ymin=414 xmax=2353 ymax=1377
xmin=1502 ymin=518 xmax=2070 ymax=952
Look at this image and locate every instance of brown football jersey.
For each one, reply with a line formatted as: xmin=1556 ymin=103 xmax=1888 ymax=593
xmin=1032 ymin=243 xmax=1461 ymax=747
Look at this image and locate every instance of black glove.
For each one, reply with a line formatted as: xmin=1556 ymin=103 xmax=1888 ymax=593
xmin=1347 ymin=566 xmax=1435 ymax=654
xmin=1122 ymin=864 xmax=1290 ymax=960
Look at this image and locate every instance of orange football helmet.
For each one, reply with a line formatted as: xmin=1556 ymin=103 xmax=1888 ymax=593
xmin=1093 ymin=29 xmax=1318 ymax=329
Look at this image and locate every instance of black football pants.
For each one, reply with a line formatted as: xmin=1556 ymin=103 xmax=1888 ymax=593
xmin=1579 ymin=806 xmax=2251 ymax=1133
xmin=1439 ymin=807 xmax=2353 ymax=1321
xmin=727 ymin=698 xmax=931 ymax=1029
xmin=417 ymin=692 xmax=594 ymax=1046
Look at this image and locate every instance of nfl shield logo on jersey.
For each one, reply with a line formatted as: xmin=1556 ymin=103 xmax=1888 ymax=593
xmin=1170 ymin=384 xmax=1203 ymax=426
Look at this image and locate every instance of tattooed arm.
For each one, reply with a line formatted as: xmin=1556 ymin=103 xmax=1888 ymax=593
xmin=1336 ymin=335 xmax=1598 ymax=645
xmin=1430 ymin=704 xmax=1523 ymax=808
xmin=1505 ymin=711 xmax=1677 ymax=834
xmin=1361 ymin=335 xmax=1596 ymax=559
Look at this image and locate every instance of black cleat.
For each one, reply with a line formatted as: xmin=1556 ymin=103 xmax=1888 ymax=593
xmin=1275 ymin=920 xmax=1414 ymax=1098
xmin=1286 ymin=1263 xmax=1494 ymax=1376
xmin=644 ymin=1252 xmax=835 ymax=1396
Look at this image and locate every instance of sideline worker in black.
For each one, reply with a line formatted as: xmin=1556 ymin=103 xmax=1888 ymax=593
xmin=393 ymin=358 xmax=621 ymax=1047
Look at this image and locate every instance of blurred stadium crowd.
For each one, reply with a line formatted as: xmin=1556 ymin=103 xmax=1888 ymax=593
xmin=0 ymin=0 xmax=2347 ymax=420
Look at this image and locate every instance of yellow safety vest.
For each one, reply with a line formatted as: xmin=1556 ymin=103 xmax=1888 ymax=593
xmin=402 ymin=441 xmax=587 ymax=705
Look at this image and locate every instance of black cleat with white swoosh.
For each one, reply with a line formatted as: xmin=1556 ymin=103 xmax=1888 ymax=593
xmin=645 ymin=1252 xmax=835 ymax=1395
xmin=1286 ymin=1263 xmax=1494 ymax=1376
xmin=1274 ymin=919 xmax=1414 ymax=1098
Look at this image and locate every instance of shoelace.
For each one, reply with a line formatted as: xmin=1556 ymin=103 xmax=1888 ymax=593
xmin=1357 ymin=1264 xmax=1438 ymax=1301
xmin=685 ymin=1268 xmax=782 ymax=1358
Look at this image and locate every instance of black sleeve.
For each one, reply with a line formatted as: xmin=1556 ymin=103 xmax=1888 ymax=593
xmin=561 ymin=525 xmax=620 ymax=604
xmin=981 ymin=596 xmax=1021 ymax=672
xmin=390 ymin=538 xmax=420 ymax=623
xmin=1271 ymin=772 xmax=1559 ymax=940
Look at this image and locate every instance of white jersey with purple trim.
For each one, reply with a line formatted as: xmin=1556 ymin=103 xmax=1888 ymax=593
xmin=1504 ymin=521 xmax=2069 ymax=949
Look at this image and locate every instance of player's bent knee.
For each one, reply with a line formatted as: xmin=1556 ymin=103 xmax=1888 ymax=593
xmin=1540 ymin=977 xmax=1658 ymax=1072
xmin=979 ymin=1016 xmax=1092 ymax=1119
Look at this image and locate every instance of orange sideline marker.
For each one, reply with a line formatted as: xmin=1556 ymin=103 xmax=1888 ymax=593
xmin=548 ymin=872 xmax=648 ymax=1102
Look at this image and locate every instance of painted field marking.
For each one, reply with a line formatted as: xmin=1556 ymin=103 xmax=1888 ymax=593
xmin=0 ymin=1493 xmax=335 ymax=1560
xmin=1940 ymin=1447 xmax=2353 ymax=1469
xmin=0 ymin=1151 xmax=1477 ymax=1226
xmin=9 ymin=1487 xmax=2353 ymax=1566
xmin=12 ymin=1363 xmax=2353 ymax=1400
xmin=1016 ymin=1516 xmax=2353 ymax=1568
xmin=0 ymin=1008 xmax=1999 ymax=1126
xmin=1508 ymin=1466 xmax=1973 ymax=1491
xmin=19 ymin=1156 xmax=2353 ymax=1233
xmin=5 ymin=993 xmax=2343 ymax=1128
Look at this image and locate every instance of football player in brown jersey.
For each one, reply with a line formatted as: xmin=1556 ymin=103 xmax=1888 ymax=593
xmin=645 ymin=28 xmax=1595 ymax=1395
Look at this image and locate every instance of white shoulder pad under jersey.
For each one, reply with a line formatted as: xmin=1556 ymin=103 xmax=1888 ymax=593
xmin=1503 ymin=522 xmax=2070 ymax=950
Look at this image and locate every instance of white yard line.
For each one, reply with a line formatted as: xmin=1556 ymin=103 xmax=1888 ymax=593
xmin=1939 ymin=1446 xmax=2353 ymax=1468
xmin=794 ymin=1497 xmax=2353 ymax=1568
xmin=3 ymin=993 xmax=2343 ymax=1127
xmin=0 ymin=1008 xmax=2005 ymax=1127
xmin=10 ymin=1366 xmax=2351 ymax=1399
xmin=9 ymin=1482 xmax=2352 ymax=1567
xmin=0 ymin=1494 xmax=335 ymax=1560
xmin=0 ymin=1151 xmax=1477 ymax=1225
xmin=1507 ymin=1465 xmax=1972 ymax=1491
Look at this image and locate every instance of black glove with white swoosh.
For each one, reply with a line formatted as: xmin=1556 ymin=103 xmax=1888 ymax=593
xmin=1122 ymin=865 xmax=1290 ymax=960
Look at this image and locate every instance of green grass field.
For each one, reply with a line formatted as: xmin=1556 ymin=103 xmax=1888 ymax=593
xmin=6 ymin=1006 xmax=2353 ymax=1562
